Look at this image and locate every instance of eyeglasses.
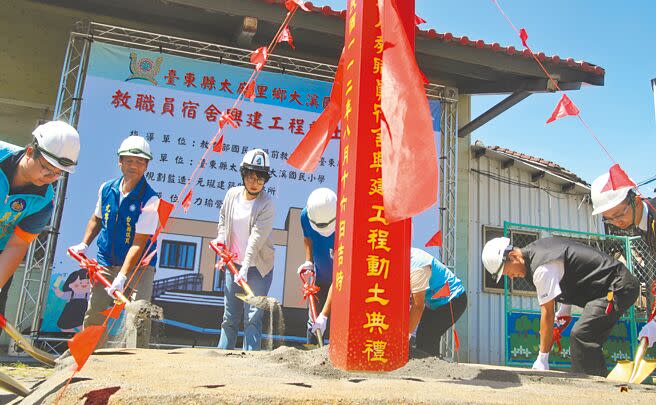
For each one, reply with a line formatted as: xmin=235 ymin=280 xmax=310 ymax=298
xmin=36 ymin=156 xmax=63 ymax=178
xmin=118 ymin=148 xmax=153 ymax=160
xmin=36 ymin=145 xmax=77 ymax=167
xmin=244 ymin=173 xmax=266 ymax=185
xmin=602 ymin=202 xmax=632 ymax=224
xmin=310 ymin=217 xmax=336 ymax=229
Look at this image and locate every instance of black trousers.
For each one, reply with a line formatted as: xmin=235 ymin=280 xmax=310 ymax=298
xmin=306 ymin=279 xmax=330 ymax=345
xmin=415 ymin=292 xmax=467 ymax=356
xmin=570 ymin=270 xmax=639 ymax=376
xmin=0 ymin=275 xmax=13 ymax=337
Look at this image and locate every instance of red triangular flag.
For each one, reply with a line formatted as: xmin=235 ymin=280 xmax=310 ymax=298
xmin=546 ymin=94 xmax=579 ymax=124
xmin=181 ymin=190 xmax=192 ymax=214
xmin=453 ymin=327 xmax=461 ymax=352
xmin=244 ymin=81 xmax=256 ymax=102
xmin=285 ymin=0 xmax=309 ymax=12
xmin=213 ymin=134 xmax=225 ymax=154
xmin=431 ymin=282 xmax=451 ymax=300
xmin=414 ymin=14 xmax=426 ymax=25
xmin=519 ymin=28 xmax=529 ymax=48
xmin=157 ymin=199 xmax=175 ymax=229
xmin=68 ymin=325 xmax=105 ymax=371
xmin=219 ymin=113 xmax=238 ymax=129
xmin=278 ymin=26 xmax=296 ymax=49
xmin=425 ymin=230 xmax=442 ymax=247
xmin=287 ymin=51 xmax=344 ymax=172
xmin=150 ymin=227 xmax=161 ymax=244
xmin=250 ymin=47 xmax=268 ymax=72
xmin=99 ymin=303 xmax=125 ymax=319
xmin=601 ymin=164 xmax=636 ymax=192
xmin=140 ymin=247 xmax=158 ymax=267
xmin=379 ymin=0 xmax=438 ymax=222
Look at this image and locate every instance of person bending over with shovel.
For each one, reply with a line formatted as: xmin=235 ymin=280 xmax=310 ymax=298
xmin=69 ymin=135 xmax=159 ymax=349
xmin=298 ymin=188 xmax=336 ymax=346
xmin=482 ymin=237 xmax=639 ymax=376
xmin=214 ymin=149 xmax=275 ymax=351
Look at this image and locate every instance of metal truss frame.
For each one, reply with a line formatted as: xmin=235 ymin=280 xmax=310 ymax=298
xmin=17 ymin=21 xmax=459 ymax=354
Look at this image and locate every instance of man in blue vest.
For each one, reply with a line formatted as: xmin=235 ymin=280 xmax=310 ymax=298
xmin=0 ymin=121 xmax=80 ymax=319
xmin=69 ymin=135 xmax=159 ymax=348
xmin=300 ymin=188 xmax=336 ymax=345
xmin=410 ymin=248 xmax=467 ymax=356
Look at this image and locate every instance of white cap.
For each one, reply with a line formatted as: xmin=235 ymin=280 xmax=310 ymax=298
xmin=307 ymin=188 xmax=337 ymax=236
xmin=32 ymin=120 xmax=80 ymax=173
xmin=482 ymin=237 xmax=511 ymax=282
xmin=117 ymin=136 xmax=152 ymax=160
xmin=591 ymin=172 xmax=634 ymax=215
xmin=241 ymin=148 xmax=270 ymax=173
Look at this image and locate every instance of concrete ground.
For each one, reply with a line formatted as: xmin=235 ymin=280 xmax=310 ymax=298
xmin=1 ymin=346 xmax=655 ymax=404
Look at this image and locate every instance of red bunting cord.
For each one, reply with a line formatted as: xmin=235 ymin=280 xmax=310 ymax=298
xmin=490 ymin=0 xmax=656 ymax=214
xmin=57 ymin=3 xmax=308 ymax=400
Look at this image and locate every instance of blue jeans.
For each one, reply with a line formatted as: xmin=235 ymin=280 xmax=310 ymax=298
xmin=218 ymin=266 xmax=273 ymax=351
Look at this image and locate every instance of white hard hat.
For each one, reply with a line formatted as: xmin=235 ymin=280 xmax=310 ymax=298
xmin=117 ymin=136 xmax=152 ymax=160
xmin=32 ymin=120 xmax=80 ymax=173
xmin=241 ymin=149 xmax=270 ymax=173
xmin=590 ymin=172 xmax=634 ymax=215
xmin=307 ymin=188 xmax=337 ymax=236
xmin=482 ymin=237 xmax=511 ymax=282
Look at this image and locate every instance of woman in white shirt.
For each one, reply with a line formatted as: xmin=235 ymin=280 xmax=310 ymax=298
xmin=215 ymin=149 xmax=275 ymax=351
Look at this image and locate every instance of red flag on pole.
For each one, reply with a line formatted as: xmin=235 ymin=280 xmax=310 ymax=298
xmin=99 ymin=303 xmax=125 ymax=319
xmin=157 ymin=199 xmax=175 ymax=229
xmin=519 ymin=28 xmax=529 ymax=48
xmin=602 ymin=164 xmax=636 ymax=192
xmin=425 ymin=230 xmax=442 ymax=247
xmin=244 ymin=81 xmax=256 ymax=102
xmin=250 ymin=47 xmax=268 ymax=72
xmin=546 ymin=94 xmax=579 ymax=124
xmin=181 ymin=190 xmax=193 ymax=214
xmin=285 ymin=0 xmax=309 ymax=12
xmin=287 ymin=52 xmax=344 ymax=172
xmin=379 ymin=0 xmax=439 ymax=222
xmin=140 ymin=248 xmax=158 ymax=267
xmin=219 ymin=113 xmax=238 ymax=130
xmin=68 ymin=326 xmax=105 ymax=371
xmin=278 ymin=26 xmax=296 ymax=49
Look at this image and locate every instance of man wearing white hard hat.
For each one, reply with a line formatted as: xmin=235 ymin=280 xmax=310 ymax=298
xmin=590 ymin=170 xmax=656 ymax=352
xmin=69 ymin=135 xmax=159 ymax=348
xmin=299 ymin=188 xmax=336 ymax=345
xmin=0 ymin=120 xmax=80 ymax=318
xmin=482 ymin=237 xmax=639 ymax=376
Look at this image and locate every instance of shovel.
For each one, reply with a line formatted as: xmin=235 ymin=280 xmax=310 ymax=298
xmin=66 ymin=249 xmax=130 ymax=304
xmin=607 ymin=337 xmax=656 ymax=384
xmin=209 ymin=241 xmax=277 ymax=310
xmin=299 ymin=270 xmax=323 ymax=347
xmin=0 ymin=314 xmax=56 ymax=367
xmin=0 ymin=370 xmax=30 ymax=397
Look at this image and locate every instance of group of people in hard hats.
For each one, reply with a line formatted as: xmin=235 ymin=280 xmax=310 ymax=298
xmin=2 ymin=121 xmax=655 ymax=377
xmin=482 ymin=170 xmax=656 ymax=376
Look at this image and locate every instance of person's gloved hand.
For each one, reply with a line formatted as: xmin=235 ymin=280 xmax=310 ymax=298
xmin=69 ymin=242 xmax=88 ymax=255
xmin=235 ymin=266 xmax=249 ymax=284
xmin=532 ymin=352 xmax=550 ymax=371
xmin=105 ymin=273 xmax=127 ymax=297
xmin=555 ymin=304 xmax=572 ymax=329
xmin=311 ymin=314 xmax=328 ymax=334
xmin=638 ymin=319 xmax=656 ymax=348
xmin=297 ymin=261 xmax=315 ymax=275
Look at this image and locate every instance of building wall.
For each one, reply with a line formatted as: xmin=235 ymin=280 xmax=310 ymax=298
xmin=466 ymin=151 xmax=602 ymax=365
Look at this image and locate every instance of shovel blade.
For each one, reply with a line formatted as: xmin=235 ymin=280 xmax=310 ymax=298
xmin=0 ymin=370 xmax=30 ymax=396
xmin=629 ymin=360 xmax=656 ymax=384
xmin=607 ymin=361 xmax=635 ymax=383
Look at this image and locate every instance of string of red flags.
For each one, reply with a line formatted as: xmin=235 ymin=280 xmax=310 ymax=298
xmin=546 ymin=94 xmax=580 ymax=124
xmin=425 ymin=230 xmax=442 ymax=247
xmin=603 ymin=164 xmax=636 ymax=191
xmin=278 ymin=26 xmax=295 ymax=49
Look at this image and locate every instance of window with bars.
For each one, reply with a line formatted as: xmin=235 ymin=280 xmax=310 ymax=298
xmin=159 ymin=240 xmax=197 ymax=271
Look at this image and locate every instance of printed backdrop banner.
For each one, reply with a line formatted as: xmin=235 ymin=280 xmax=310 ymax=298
xmin=40 ymin=42 xmax=442 ymax=336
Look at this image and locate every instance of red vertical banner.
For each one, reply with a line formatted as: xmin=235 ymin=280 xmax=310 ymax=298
xmin=329 ymin=0 xmax=411 ymax=372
